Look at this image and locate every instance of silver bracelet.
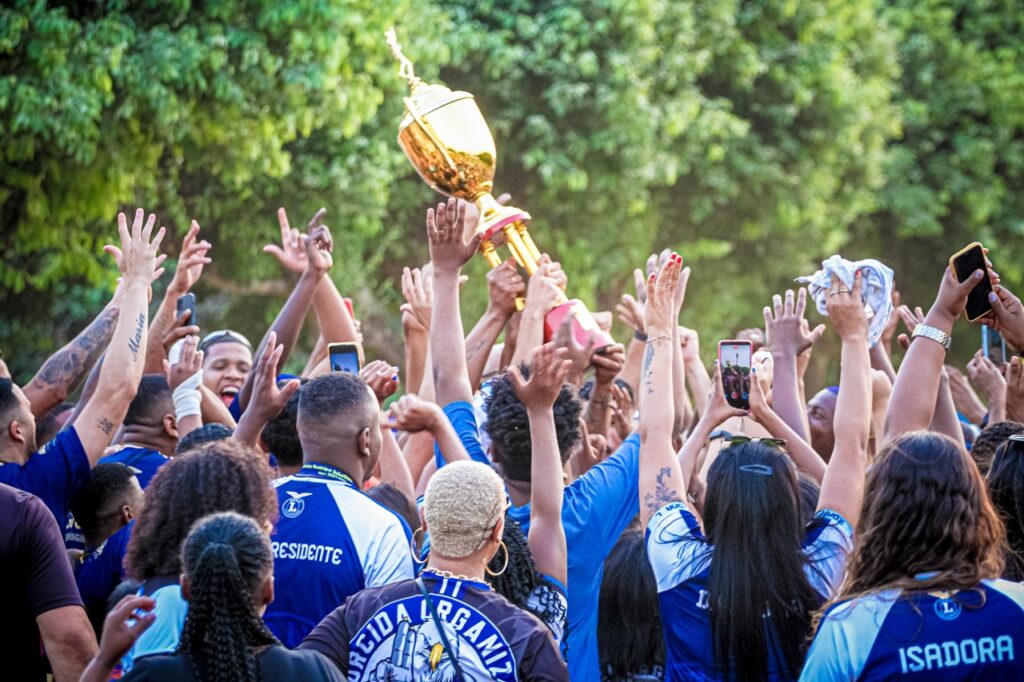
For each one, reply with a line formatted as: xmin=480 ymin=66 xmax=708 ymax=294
xmin=911 ymin=324 xmax=952 ymax=350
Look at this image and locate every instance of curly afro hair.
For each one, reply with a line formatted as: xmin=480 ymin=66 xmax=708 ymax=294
xmin=972 ymin=421 xmax=1024 ymax=475
xmin=124 ymin=440 xmax=277 ymax=580
xmin=485 ymin=364 xmax=582 ymax=483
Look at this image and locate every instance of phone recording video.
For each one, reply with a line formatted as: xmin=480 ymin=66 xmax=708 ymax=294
xmin=718 ymin=340 xmax=753 ymax=410
xmin=949 ymin=242 xmax=993 ymax=322
xmin=176 ymin=293 xmax=197 ymax=329
xmin=983 ymin=326 xmax=1007 ymax=365
xmin=328 ymin=342 xmax=362 ymax=373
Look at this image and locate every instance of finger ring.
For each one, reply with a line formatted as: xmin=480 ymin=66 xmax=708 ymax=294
xmin=836 ymin=288 xmax=850 ymax=294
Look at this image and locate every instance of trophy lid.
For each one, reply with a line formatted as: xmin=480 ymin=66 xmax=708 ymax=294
xmin=399 ymin=83 xmax=475 ymax=132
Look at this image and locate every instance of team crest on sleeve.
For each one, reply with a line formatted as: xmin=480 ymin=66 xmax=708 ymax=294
xmin=348 ymin=592 xmax=517 ymax=681
xmin=282 ymin=491 xmax=312 ymax=518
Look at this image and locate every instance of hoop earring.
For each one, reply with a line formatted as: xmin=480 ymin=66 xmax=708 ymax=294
xmin=411 ymin=527 xmax=427 ymax=565
xmin=485 ymin=540 xmax=509 ymax=577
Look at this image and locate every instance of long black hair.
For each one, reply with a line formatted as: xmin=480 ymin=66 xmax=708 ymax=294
xmin=177 ymin=512 xmax=279 ymax=682
xmin=987 ymin=438 xmax=1024 ymax=581
xmin=598 ymin=529 xmax=664 ymax=680
xmin=703 ymin=442 xmax=819 ymax=681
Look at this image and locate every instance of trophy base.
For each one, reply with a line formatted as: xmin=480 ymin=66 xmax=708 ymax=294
xmin=544 ymin=299 xmax=615 ymax=351
xmin=477 ymin=201 xmax=531 ymax=243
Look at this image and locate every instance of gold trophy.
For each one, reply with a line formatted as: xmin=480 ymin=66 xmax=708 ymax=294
xmin=386 ymin=29 xmax=613 ymax=349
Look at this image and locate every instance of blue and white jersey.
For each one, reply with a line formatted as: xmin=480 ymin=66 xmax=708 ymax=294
xmin=801 ymin=579 xmax=1024 ymax=680
xmin=0 ymin=427 xmax=90 ymax=525
xmin=264 ymin=462 xmax=415 ymax=648
xmin=647 ymin=501 xmax=852 ymax=681
xmin=98 ymin=445 xmax=169 ymax=489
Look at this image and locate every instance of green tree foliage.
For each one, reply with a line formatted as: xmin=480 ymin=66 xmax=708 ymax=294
xmin=2 ymin=0 xmax=1021 ymax=380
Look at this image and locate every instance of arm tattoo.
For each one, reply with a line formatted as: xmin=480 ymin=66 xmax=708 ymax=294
xmin=644 ymin=465 xmax=683 ymax=515
xmin=97 ymin=416 xmax=115 ymax=436
xmin=641 ymin=342 xmax=656 ymax=396
xmin=29 ymin=307 xmax=117 ymax=395
xmin=127 ymin=313 xmax=146 ymax=359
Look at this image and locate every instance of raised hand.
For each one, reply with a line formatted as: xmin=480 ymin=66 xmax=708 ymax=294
xmin=1006 ymin=356 xmax=1024 ymax=423
xmin=644 ymin=252 xmax=683 ymax=338
xmin=400 ymin=266 xmax=433 ymax=332
xmin=165 ymin=335 xmax=204 ymax=391
xmin=610 ymin=382 xmax=635 ymax=439
xmin=616 ymin=293 xmax=645 ymax=333
xmin=361 ymin=359 xmax=400 ymax=405
xmin=303 ymin=224 xmax=333 ymax=276
xmin=105 ymin=208 xmax=167 ymax=283
xmin=553 ymin=313 xmax=596 ymax=382
xmin=592 ymin=343 xmax=626 ymax=386
xmin=932 ymin=265 xmax=986 ymax=324
xmin=426 ymin=198 xmax=482 ymax=274
xmin=525 ymin=257 xmax=566 ymax=317
xmin=487 ymin=259 xmax=525 ymax=316
xmin=509 ymin=344 xmax=573 ymax=410
xmin=169 ymin=220 xmax=212 ymax=295
xmin=764 ymin=288 xmax=826 ymax=358
xmin=967 ymin=350 xmax=1007 ymax=422
xmin=95 ymin=596 xmax=156 ymax=670
xmin=704 ymin=360 xmax=749 ymax=426
xmin=880 ymin=289 xmax=902 ymax=347
xmin=826 ymin=272 xmax=869 ymax=342
xmin=264 ymin=207 xmax=326 ymax=274
xmin=986 ymin=284 xmax=1024 ymax=351
xmin=387 ymin=394 xmax=444 ymax=433
xmin=247 ymin=331 xmax=300 ymax=421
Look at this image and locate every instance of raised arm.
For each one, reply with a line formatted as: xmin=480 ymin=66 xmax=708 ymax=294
xmin=165 ymin=335 xmax=205 ymax=440
xmin=639 ymin=254 xmax=691 ymax=527
xmin=142 ymin=220 xmax=210 ymax=374
xmin=388 ymin=394 xmax=471 ymax=466
xmin=764 ymin=288 xmax=825 ymax=442
xmin=885 ymin=267 xmax=981 ymax=439
xmin=233 ymin=332 xmax=300 ymax=450
xmin=23 ymin=293 xmax=120 ymax=419
xmin=967 ymin=351 xmax=1008 ymax=424
xmin=677 ymin=363 xmax=746 ymax=503
xmin=76 ymin=210 xmax=165 ymax=465
xmin=509 ymin=343 xmax=573 ymax=585
xmin=582 ymin=344 xmax=625 ymax=439
xmin=400 ymin=266 xmax=433 ymax=395
xmin=747 ymin=367 xmax=827 ymax=483
xmin=817 ymin=272 xmax=872 ymax=527
xmin=511 ymin=258 xmax=566 ymax=367
xmin=466 ymin=260 xmax=522 ymax=392
xmin=427 ymin=199 xmax=483 ymax=406
xmin=239 ymin=224 xmax=333 ymax=410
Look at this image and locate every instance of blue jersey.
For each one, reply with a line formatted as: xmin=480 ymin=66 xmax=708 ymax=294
xmin=75 ymin=522 xmax=132 ymax=631
xmin=98 ymin=445 xmax=169 ymax=489
xmin=264 ymin=463 xmax=415 ymax=648
xmin=0 ymin=427 xmax=90 ymax=525
xmin=801 ymin=579 xmax=1024 ymax=681
xmin=439 ymin=400 xmax=642 ymax=681
xmin=647 ymin=501 xmax=852 ymax=681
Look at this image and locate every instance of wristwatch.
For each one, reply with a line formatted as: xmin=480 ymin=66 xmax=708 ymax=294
xmin=911 ymin=324 xmax=952 ymax=350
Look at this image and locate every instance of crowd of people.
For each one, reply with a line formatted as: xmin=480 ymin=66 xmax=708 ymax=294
xmin=2 ymin=198 xmax=1023 ymax=682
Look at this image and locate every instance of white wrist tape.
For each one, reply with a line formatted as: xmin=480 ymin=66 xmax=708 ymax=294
xmin=168 ymin=338 xmax=185 ymax=365
xmin=173 ymin=371 xmax=203 ymax=420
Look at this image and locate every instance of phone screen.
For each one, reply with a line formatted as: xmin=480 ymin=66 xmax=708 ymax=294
xmin=176 ymin=294 xmax=197 ymax=328
xmin=952 ymin=245 xmax=993 ymax=321
xmin=983 ymin=326 xmax=1007 ymax=365
xmin=329 ymin=346 xmax=361 ymax=373
xmin=719 ymin=341 xmax=752 ymax=410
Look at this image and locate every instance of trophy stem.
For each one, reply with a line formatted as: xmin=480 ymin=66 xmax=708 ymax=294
xmin=480 ymin=239 xmax=503 ymax=268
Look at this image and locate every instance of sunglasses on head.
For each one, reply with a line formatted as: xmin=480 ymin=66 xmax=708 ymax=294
xmin=199 ymin=329 xmax=253 ymax=352
xmin=723 ymin=436 xmax=788 ymax=452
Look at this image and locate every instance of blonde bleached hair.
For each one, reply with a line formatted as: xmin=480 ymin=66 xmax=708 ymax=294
xmin=424 ymin=461 xmax=506 ymax=559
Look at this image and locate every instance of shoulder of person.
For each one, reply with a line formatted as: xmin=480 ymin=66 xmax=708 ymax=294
xmin=124 ymin=652 xmax=193 ymax=680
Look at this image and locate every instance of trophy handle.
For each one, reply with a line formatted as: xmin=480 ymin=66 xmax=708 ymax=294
xmin=403 ymin=96 xmax=459 ymax=174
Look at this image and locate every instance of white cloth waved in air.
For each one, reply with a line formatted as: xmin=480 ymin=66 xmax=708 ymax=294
xmin=796 ymin=255 xmax=894 ymax=348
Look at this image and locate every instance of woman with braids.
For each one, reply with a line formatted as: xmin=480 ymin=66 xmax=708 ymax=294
xmin=802 ymin=264 xmax=1024 ymax=680
xmin=640 ymin=256 xmax=872 ymax=681
xmin=116 ymin=439 xmax=278 ymax=673
xmin=82 ymin=512 xmax=342 ymax=681
xmin=299 ymin=458 xmax=567 ymax=680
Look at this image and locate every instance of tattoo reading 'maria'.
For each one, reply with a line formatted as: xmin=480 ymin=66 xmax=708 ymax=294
xmin=127 ymin=313 xmax=145 ymax=358
xmin=644 ymin=465 xmax=683 ymax=515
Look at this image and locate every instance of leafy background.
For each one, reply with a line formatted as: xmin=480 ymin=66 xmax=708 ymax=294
xmin=2 ymin=0 xmax=1022 ymax=388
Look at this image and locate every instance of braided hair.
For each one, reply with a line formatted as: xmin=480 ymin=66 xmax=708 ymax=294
xmin=177 ymin=512 xmax=279 ymax=682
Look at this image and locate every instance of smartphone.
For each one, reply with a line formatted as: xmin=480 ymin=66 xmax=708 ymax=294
xmin=983 ymin=326 xmax=1007 ymax=365
xmin=949 ymin=242 xmax=993 ymax=322
xmin=718 ymin=340 xmax=752 ymax=410
xmin=176 ymin=293 xmax=197 ymax=328
xmin=328 ymin=342 xmax=362 ymax=373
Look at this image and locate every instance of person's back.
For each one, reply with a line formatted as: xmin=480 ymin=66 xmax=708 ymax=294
xmin=126 ymin=634 xmax=342 ymax=681
xmin=0 ymin=482 xmax=96 ymax=681
xmin=807 ymin=579 xmax=1024 ymax=680
xmin=263 ymin=372 xmax=413 ymax=647
xmin=302 ymin=573 xmax=565 ymax=681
